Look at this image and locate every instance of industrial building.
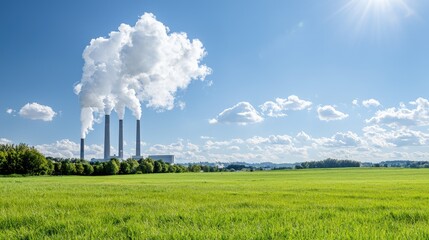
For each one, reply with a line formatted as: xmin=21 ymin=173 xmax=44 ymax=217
xmin=148 ymin=155 xmax=175 ymax=164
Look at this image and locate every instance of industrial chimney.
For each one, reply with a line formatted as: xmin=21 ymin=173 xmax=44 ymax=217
xmin=118 ymin=119 xmax=123 ymax=159
xmin=104 ymin=114 xmax=110 ymax=160
xmin=80 ymin=138 xmax=84 ymax=160
xmin=136 ymin=119 xmax=141 ymax=157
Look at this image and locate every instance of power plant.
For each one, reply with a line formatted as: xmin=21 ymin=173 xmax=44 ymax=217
xmin=80 ymin=115 xmax=143 ymax=161
xmin=79 ymin=114 xmax=174 ymax=163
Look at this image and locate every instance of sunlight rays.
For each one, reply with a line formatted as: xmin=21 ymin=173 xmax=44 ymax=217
xmin=337 ymin=0 xmax=415 ymax=39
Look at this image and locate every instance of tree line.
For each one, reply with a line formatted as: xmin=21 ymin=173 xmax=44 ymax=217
xmin=47 ymin=158 xmax=188 ymax=176
xmin=0 ymin=144 xmax=223 ymax=176
xmin=1 ymin=144 xmax=364 ymax=176
xmin=296 ymin=158 xmax=361 ymax=169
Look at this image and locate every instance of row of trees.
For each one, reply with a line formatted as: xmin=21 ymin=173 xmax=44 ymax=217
xmin=50 ymin=159 xmax=222 ymax=175
xmin=45 ymin=158 xmax=190 ymax=176
xmin=0 ymin=144 xmax=223 ymax=176
xmin=1 ymin=144 xmax=366 ymax=176
xmin=296 ymin=158 xmax=361 ymax=169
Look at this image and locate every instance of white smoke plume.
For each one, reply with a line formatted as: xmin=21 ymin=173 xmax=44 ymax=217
xmin=75 ymin=13 xmax=211 ymax=138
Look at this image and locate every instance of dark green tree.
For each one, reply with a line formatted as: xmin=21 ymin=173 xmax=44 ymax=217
xmin=75 ymin=163 xmax=84 ymax=175
xmin=126 ymin=159 xmax=139 ymax=174
xmin=82 ymin=163 xmax=94 ymax=175
xmin=162 ymin=162 xmax=170 ymax=173
xmin=105 ymin=160 xmax=120 ymax=175
xmin=139 ymin=159 xmax=154 ymax=173
xmin=154 ymin=160 xmax=163 ymax=173
xmin=120 ymin=161 xmax=131 ymax=174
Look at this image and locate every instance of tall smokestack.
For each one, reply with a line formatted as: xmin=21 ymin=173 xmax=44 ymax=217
xmin=136 ymin=119 xmax=141 ymax=157
xmin=104 ymin=114 xmax=110 ymax=160
xmin=118 ymin=119 xmax=123 ymax=159
xmin=80 ymin=138 xmax=84 ymax=160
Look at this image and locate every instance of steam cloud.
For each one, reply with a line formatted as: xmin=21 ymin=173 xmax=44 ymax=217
xmin=75 ymin=13 xmax=211 ymax=138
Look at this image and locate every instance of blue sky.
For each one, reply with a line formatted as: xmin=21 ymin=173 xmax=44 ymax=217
xmin=1 ymin=0 xmax=429 ymax=162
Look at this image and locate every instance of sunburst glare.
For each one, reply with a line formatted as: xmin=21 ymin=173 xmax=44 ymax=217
xmin=337 ymin=0 xmax=415 ymax=38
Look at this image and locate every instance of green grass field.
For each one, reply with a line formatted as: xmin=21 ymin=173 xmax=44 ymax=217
xmin=1 ymin=168 xmax=429 ymax=239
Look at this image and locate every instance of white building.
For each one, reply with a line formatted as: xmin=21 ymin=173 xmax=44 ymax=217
xmin=148 ymin=155 xmax=175 ymax=164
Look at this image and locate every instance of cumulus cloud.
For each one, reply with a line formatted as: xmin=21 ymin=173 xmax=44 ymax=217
xmin=6 ymin=109 xmax=14 ymax=114
xmin=260 ymin=101 xmax=285 ymax=117
xmin=0 ymin=138 xmax=13 ymax=145
xmin=363 ymin=125 xmax=429 ymax=148
xmin=295 ymin=131 xmax=311 ymax=143
xmin=200 ymin=136 xmax=213 ymax=140
xmin=317 ymin=105 xmax=348 ymax=121
xmin=260 ymin=95 xmax=312 ymax=117
xmin=389 ymin=129 xmax=429 ymax=147
xmin=246 ymin=135 xmax=293 ymax=145
xmin=362 ymin=99 xmax=381 ymax=108
xmin=19 ymin=102 xmax=57 ymax=121
xmin=75 ymin=13 xmax=211 ymax=138
xmin=147 ymin=139 xmax=207 ymax=162
xmin=366 ymin=98 xmax=429 ymax=127
xmin=204 ymin=139 xmax=244 ymax=150
xmin=352 ymin=99 xmax=359 ymax=106
xmin=35 ymin=139 xmax=104 ymax=159
xmin=317 ymin=131 xmax=362 ymax=148
xmin=200 ymin=135 xmax=307 ymax=162
xmin=228 ymin=146 xmax=240 ymax=151
xmin=209 ymin=102 xmax=264 ymax=125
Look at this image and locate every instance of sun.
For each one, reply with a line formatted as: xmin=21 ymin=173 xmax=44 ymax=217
xmin=337 ymin=0 xmax=415 ymax=38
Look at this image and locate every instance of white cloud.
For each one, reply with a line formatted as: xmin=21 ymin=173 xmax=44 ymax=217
xmin=200 ymin=136 xmax=213 ymax=140
xmin=187 ymin=143 xmax=200 ymax=152
xmin=317 ymin=105 xmax=348 ymax=121
xmin=363 ymin=125 xmax=429 ymax=148
xmin=277 ymin=95 xmax=313 ymax=111
xmin=228 ymin=146 xmax=240 ymax=151
xmin=260 ymin=95 xmax=312 ymax=117
xmin=260 ymin=101 xmax=285 ymax=117
xmin=19 ymin=102 xmax=57 ymax=121
xmin=268 ymin=135 xmax=293 ymax=145
xmin=246 ymin=136 xmax=270 ymax=145
xmin=206 ymin=80 xmax=214 ymax=87
xmin=177 ymin=101 xmax=186 ymax=110
xmin=295 ymin=131 xmax=311 ymax=143
xmin=147 ymin=139 xmax=208 ymax=162
xmin=6 ymin=108 xmax=14 ymax=114
xmin=246 ymin=135 xmax=293 ymax=145
xmin=204 ymin=139 xmax=244 ymax=150
xmin=367 ymin=107 xmax=415 ymax=126
xmin=366 ymin=98 xmax=429 ymax=127
xmin=35 ymin=139 xmax=103 ymax=159
xmin=389 ymin=129 xmax=429 ymax=147
xmin=362 ymin=99 xmax=381 ymax=108
xmin=362 ymin=125 xmax=393 ymax=148
xmin=0 ymin=138 xmax=13 ymax=145
xmin=317 ymin=131 xmax=362 ymax=148
xmin=352 ymin=99 xmax=359 ymax=106
xmin=209 ymin=102 xmax=264 ymax=125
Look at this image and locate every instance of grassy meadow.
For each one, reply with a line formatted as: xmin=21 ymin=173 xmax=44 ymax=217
xmin=1 ymin=168 xmax=429 ymax=239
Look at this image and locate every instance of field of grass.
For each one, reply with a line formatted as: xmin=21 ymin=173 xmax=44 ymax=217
xmin=1 ymin=168 xmax=429 ymax=239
